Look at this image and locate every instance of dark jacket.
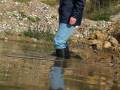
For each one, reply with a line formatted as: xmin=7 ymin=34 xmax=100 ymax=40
xmin=59 ymin=0 xmax=84 ymax=26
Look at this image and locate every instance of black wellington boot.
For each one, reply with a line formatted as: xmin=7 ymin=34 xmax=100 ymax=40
xmin=54 ymin=46 xmax=70 ymax=68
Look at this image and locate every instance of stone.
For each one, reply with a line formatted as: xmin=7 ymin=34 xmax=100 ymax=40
xmin=118 ymin=46 xmax=120 ymax=51
xmin=95 ymin=31 xmax=108 ymax=41
xmin=89 ymin=39 xmax=103 ymax=50
xmin=4 ymin=37 xmax=8 ymax=42
xmin=103 ymin=41 xmax=112 ymax=48
xmin=31 ymin=38 xmax=37 ymax=43
xmin=89 ymin=39 xmax=102 ymax=45
xmin=109 ymin=36 xmax=119 ymax=46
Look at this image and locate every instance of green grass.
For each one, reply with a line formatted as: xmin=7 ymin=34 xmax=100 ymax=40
xmin=14 ymin=0 xmax=58 ymax=6
xmin=86 ymin=10 xmax=111 ymax=21
xmin=23 ymin=28 xmax=54 ymax=41
xmin=13 ymin=0 xmax=31 ymax=3
xmin=41 ymin=0 xmax=58 ymax=6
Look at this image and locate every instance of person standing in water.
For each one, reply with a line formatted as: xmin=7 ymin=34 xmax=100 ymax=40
xmin=49 ymin=0 xmax=84 ymax=90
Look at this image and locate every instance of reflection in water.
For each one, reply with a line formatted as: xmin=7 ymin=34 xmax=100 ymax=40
xmin=0 ymin=41 xmax=120 ymax=90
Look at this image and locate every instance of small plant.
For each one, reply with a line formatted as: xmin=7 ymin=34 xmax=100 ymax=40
xmin=91 ymin=13 xmax=110 ymax=21
xmin=23 ymin=28 xmax=54 ymax=42
xmin=18 ymin=10 xmax=27 ymax=18
xmin=41 ymin=0 xmax=58 ymax=6
xmin=13 ymin=0 xmax=31 ymax=3
xmin=24 ymin=29 xmax=54 ymax=41
xmin=27 ymin=16 xmax=40 ymax=23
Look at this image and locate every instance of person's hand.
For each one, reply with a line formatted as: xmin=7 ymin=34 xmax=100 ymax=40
xmin=69 ymin=17 xmax=77 ymax=25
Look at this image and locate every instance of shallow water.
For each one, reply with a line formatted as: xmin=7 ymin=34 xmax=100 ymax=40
xmin=0 ymin=40 xmax=120 ymax=90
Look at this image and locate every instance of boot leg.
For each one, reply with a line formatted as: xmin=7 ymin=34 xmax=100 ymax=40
xmin=56 ymin=46 xmax=70 ymax=59
xmin=54 ymin=47 xmax=70 ymax=68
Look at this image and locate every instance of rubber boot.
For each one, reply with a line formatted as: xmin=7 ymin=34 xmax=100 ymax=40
xmin=54 ymin=46 xmax=70 ymax=68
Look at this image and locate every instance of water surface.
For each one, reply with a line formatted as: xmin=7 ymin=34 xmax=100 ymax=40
xmin=0 ymin=40 xmax=120 ymax=90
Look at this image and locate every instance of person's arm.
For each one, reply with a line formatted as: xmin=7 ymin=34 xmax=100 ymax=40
xmin=69 ymin=0 xmax=84 ymax=25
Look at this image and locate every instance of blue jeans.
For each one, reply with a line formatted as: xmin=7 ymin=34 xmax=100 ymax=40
xmin=49 ymin=23 xmax=75 ymax=90
xmin=54 ymin=23 xmax=75 ymax=49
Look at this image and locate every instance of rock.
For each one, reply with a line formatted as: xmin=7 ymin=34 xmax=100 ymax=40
xmin=95 ymin=31 xmax=108 ymax=41
xmin=89 ymin=40 xmax=102 ymax=45
xmin=96 ymin=43 xmax=103 ymax=50
xmin=87 ymin=31 xmax=108 ymax=42
xmin=100 ymin=77 xmax=106 ymax=81
xmin=109 ymin=36 xmax=119 ymax=46
xmin=118 ymin=47 xmax=120 ymax=51
xmin=31 ymin=38 xmax=37 ymax=43
xmin=103 ymin=41 xmax=112 ymax=48
xmin=4 ymin=37 xmax=8 ymax=42
xmin=4 ymin=37 xmax=8 ymax=40
xmin=100 ymin=82 xmax=106 ymax=85
xmin=89 ymin=40 xmax=103 ymax=50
